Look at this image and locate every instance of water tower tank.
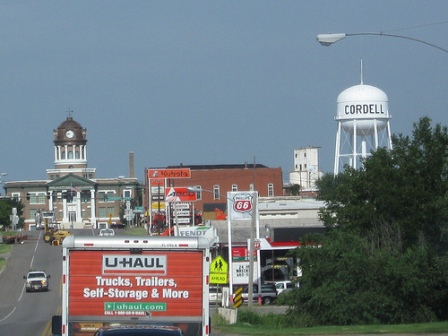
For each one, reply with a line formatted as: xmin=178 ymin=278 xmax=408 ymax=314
xmin=337 ymin=84 xmax=389 ymax=134
xmin=334 ymin=84 xmax=392 ymax=174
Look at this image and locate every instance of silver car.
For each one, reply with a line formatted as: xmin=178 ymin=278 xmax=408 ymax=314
xmin=209 ymin=285 xmax=223 ymax=305
xmin=99 ymin=228 xmax=115 ymax=236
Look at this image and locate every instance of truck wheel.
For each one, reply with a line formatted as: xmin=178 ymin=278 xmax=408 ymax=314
xmin=43 ymin=232 xmax=54 ymax=243
xmin=263 ymin=297 xmax=272 ymax=305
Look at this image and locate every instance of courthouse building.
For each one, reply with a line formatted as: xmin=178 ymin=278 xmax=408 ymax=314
xmin=3 ymin=116 xmax=140 ymax=230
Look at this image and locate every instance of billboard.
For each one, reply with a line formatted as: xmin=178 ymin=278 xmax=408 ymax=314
xmin=68 ymin=250 xmax=204 ymax=318
xmin=148 ymin=169 xmax=191 ymax=179
xmin=165 ymin=187 xmax=197 ymax=203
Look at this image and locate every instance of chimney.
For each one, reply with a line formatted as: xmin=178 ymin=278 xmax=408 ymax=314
xmin=129 ymin=151 xmax=135 ymax=178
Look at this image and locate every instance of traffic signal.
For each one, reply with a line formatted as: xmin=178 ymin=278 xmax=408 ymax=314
xmin=26 ymin=193 xmax=30 ymax=200
xmin=81 ymin=190 xmax=90 ymax=203
xmin=62 ymin=191 xmax=67 ymax=199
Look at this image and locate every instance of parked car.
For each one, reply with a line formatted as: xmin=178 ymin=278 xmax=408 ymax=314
xmin=99 ymin=228 xmax=115 ymax=236
xmin=93 ymin=325 xmax=183 ymax=335
xmin=237 ymin=283 xmax=277 ymax=305
xmin=110 ymin=223 xmax=126 ymax=229
xmin=23 ymin=270 xmax=50 ymax=292
xmin=209 ymin=285 xmax=223 ymax=305
xmin=275 ymin=280 xmax=299 ymax=295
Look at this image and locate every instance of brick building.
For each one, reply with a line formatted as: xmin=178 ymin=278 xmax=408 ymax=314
xmin=144 ymin=164 xmax=283 ymax=223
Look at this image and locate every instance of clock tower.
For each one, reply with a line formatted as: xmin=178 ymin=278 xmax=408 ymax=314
xmin=47 ymin=116 xmax=96 ymax=180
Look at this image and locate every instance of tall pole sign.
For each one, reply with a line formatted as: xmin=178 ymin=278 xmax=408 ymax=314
xmin=227 ymin=191 xmax=259 ymax=302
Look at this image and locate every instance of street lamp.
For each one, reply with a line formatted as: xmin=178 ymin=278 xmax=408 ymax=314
xmin=316 ymin=32 xmax=448 ymax=54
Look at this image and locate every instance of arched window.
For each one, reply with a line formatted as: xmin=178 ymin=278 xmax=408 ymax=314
xmin=61 ymin=151 xmax=66 ymax=159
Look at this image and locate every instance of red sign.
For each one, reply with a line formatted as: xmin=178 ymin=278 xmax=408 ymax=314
xmin=233 ymin=199 xmax=252 ymax=212
xmin=165 ymin=187 xmax=197 ymax=203
xmin=232 ymin=247 xmax=256 ymax=261
xmin=68 ymin=250 xmax=203 ymax=318
xmin=150 ymin=178 xmax=165 ymax=186
xmin=148 ymin=169 xmax=191 ymax=179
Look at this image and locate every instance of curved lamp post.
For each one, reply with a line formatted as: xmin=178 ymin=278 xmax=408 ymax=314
xmin=317 ymin=32 xmax=448 ymax=54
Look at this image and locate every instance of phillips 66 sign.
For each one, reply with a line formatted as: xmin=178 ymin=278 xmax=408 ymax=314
xmin=227 ymin=191 xmax=257 ymax=221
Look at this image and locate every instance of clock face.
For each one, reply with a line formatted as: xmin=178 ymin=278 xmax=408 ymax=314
xmin=66 ymin=130 xmax=74 ymax=139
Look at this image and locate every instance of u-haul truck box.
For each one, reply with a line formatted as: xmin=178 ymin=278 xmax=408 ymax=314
xmin=52 ymin=235 xmax=211 ymax=336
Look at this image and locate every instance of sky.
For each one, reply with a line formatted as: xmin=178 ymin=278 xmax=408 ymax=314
xmin=1 ymin=1 xmax=448 ymax=184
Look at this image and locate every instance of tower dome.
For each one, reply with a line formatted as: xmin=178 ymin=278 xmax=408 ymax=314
xmin=54 ymin=116 xmax=87 ymax=145
xmin=50 ymin=116 xmax=89 ymax=173
xmin=337 ymin=84 xmax=389 ymax=135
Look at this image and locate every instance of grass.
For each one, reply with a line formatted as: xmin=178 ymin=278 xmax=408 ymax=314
xmin=122 ymin=226 xmax=148 ymax=236
xmin=212 ymin=313 xmax=448 ymax=336
xmin=211 ymin=309 xmax=448 ymax=335
xmin=0 ymin=243 xmax=12 ymax=272
xmin=0 ymin=243 xmax=13 ymax=254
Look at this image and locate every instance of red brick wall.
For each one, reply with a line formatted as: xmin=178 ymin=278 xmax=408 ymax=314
xmin=169 ymin=167 xmax=283 ymax=219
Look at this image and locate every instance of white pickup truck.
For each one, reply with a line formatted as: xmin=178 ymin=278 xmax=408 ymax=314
xmin=23 ymin=270 xmax=50 ymax=292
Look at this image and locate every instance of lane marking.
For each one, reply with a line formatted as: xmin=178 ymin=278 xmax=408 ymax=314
xmin=0 ymin=307 xmax=16 ymax=323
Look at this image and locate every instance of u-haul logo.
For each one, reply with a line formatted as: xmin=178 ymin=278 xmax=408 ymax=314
xmin=102 ymin=255 xmax=167 ymax=275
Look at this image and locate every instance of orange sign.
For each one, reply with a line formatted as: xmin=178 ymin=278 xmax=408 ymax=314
xmin=165 ymin=187 xmax=197 ymax=202
xmin=148 ymin=169 xmax=191 ymax=179
xmin=150 ymin=178 xmax=165 ymax=186
xmin=68 ymin=250 xmax=203 ymax=318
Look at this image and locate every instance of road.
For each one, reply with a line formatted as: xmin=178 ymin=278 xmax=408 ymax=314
xmin=0 ymin=230 xmax=62 ymax=335
xmin=0 ymin=229 xmax=229 ymax=336
xmin=0 ymin=229 xmax=95 ymax=335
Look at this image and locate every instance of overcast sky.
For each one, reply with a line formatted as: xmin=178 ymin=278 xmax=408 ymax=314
xmin=1 ymin=1 xmax=447 ymax=184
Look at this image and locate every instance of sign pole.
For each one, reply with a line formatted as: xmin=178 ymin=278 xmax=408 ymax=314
xmin=248 ymin=193 xmax=256 ymax=308
xmin=226 ymin=192 xmax=233 ymax=301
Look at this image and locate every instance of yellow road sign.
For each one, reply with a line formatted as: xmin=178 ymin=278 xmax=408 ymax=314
xmin=233 ymin=287 xmax=243 ymax=309
xmin=210 ymin=256 xmax=228 ymax=274
xmin=210 ymin=273 xmax=228 ymax=284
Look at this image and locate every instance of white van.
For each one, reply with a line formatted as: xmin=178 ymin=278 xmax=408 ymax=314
xmin=275 ymin=280 xmax=299 ymax=295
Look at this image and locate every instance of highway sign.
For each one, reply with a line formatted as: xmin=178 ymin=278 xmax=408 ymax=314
xmin=106 ymin=196 xmax=122 ymax=201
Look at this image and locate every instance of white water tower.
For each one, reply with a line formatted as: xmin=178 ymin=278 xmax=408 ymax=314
xmin=334 ymin=83 xmax=392 ymax=174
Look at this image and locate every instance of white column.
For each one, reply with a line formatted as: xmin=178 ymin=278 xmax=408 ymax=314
xmin=49 ymin=191 xmax=53 ymax=210
xmin=62 ymin=198 xmax=68 ymax=222
xmin=76 ymin=191 xmax=81 ymax=222
xmin=90 ymin=189 xmax=96 ymax=228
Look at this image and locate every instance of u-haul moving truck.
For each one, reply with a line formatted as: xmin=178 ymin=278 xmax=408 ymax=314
xmin=52 ymin=235 xmax=211 ymax=336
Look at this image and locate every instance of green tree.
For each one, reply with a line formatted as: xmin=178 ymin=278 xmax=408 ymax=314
xmin=0 ymin=197 xmax=24 ymax=230
xmin=288 ymin=117 xmax=448 ymax=326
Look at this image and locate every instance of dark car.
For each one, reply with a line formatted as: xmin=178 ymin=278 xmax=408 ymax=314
xmin=237 ymin=283 xmax=278 ymax=305
xmin=93 ymin=325 xmax=183 ymax=336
